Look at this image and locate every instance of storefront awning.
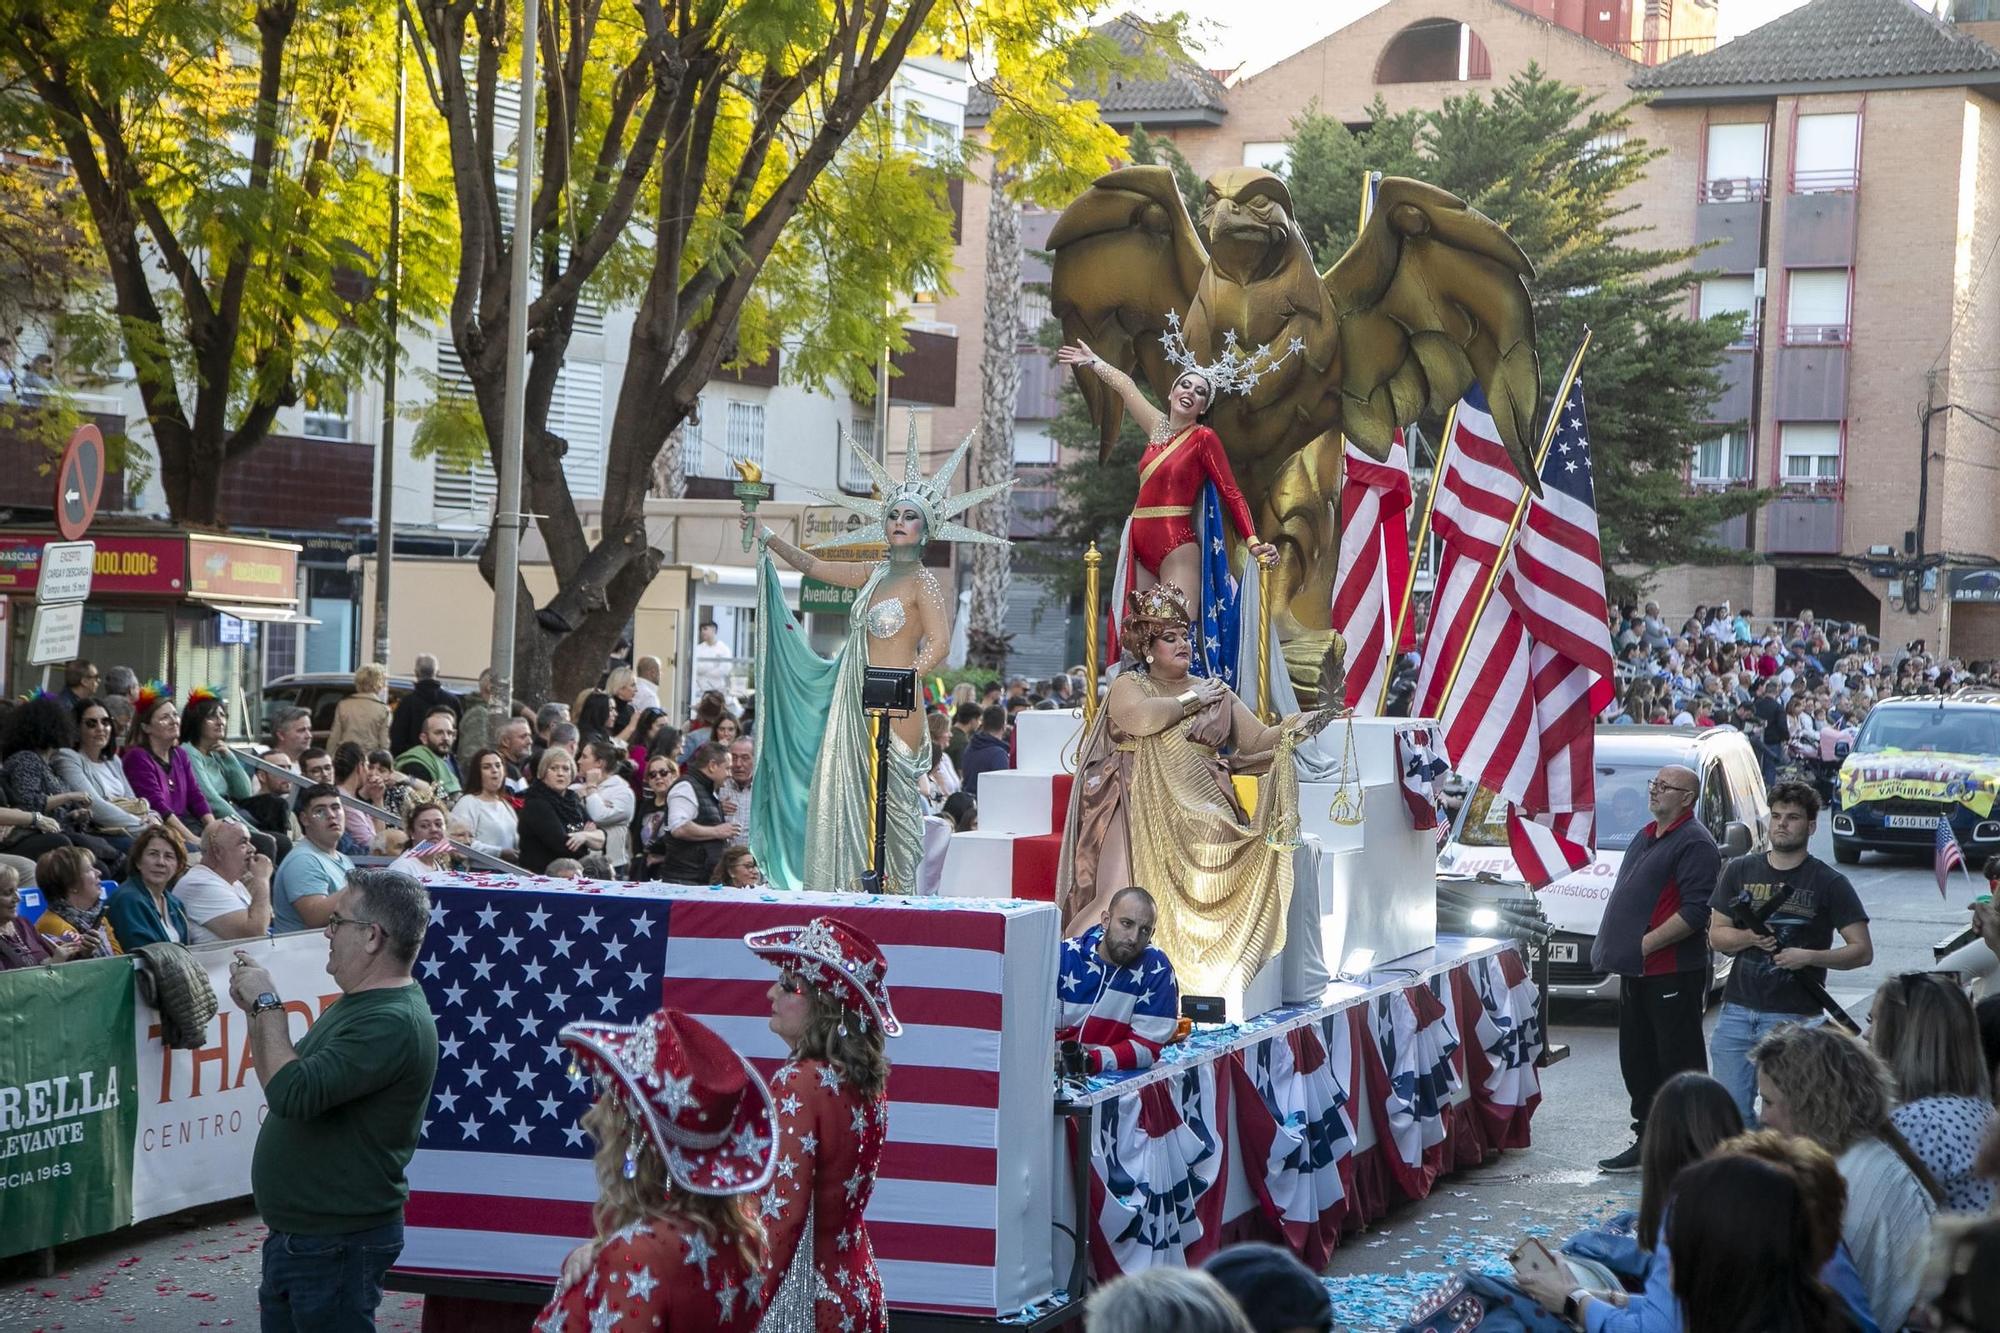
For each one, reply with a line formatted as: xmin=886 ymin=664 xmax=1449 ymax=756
xmin=196 ymin=600 xmax=321 ymax=625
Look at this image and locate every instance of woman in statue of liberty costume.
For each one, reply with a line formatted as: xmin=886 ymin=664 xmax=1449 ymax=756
xmin=751 ymin=426 xmax=1013 ymax=893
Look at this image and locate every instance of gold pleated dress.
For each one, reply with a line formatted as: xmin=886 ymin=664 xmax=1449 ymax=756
xmin=1055 ymin=672 xmax=1300 ymax=996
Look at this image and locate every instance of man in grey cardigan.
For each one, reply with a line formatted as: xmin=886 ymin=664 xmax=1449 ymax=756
xmin=1590 ymin=763 xmax=1718 ymax=1172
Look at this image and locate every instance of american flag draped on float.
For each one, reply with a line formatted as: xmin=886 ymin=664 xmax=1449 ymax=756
xmin=1331 ymin=431 xmax=1415 ymax=714
xmin=1419 ymin=360 xmax=1614 ymax=888
xmin=395 ymin=879 xmax=1056 ymax=1317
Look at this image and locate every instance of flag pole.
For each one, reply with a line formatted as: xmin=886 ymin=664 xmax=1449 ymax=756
xmin=1430 ymin=329 xmax=1593 ymax=718
xmin=1376 ymin=399 xmax=1460 ymax=715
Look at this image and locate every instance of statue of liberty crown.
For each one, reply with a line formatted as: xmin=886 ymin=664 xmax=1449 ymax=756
xmin=806 ymin=417 xmax=1016 ymax=549
xmin=1160 ymin=308 xmax=1306 ymax=397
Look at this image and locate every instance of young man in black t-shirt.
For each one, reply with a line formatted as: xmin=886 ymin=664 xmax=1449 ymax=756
xmin=1707 ymin=779 xmax=1873 ymax=1123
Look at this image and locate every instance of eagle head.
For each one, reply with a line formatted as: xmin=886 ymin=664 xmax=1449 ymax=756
xmin=1200 ymin=168 xmax=1301 ymax=279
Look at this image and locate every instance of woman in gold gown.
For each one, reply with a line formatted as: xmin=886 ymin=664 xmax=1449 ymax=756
xmin=1056 ymin=584 xmax=1305 ymax=997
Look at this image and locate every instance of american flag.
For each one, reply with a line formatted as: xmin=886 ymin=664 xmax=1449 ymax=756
xmin=1410 ymin=384 xmax=1527 ymax=723
xmin=394 ymin=877 xmax=1059 ymax=1317
xmin=1331 ymin=431 xmax=1414 ymax=715
xmin=1935 ymin=813 xmax=1967 ymax=899
xmin=1432 ymin=369 xmax=1615 ymax=888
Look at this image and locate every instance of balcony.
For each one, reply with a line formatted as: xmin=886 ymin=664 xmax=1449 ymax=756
xmin=1763 ymin=486 xmax=1844 ymax=556
xmin=888 ymin=328 xmax=957 ymax=407
xmin=715 ymin=349 xmax=780 ymax=388
xmin=1781 ymin=192 xmax=1857 ymax=266
xmin=1695 ymin=188 xmax=1765 ymax=273
xmin=220 ymin=433 xmax=375 ymax=532
xmin=1016 ymin=351 xmax=1066 ymax=420
xmin=1612 ymin=34 xmax=1718 ymax=65
xmin=1773 ymin=343 xmax=1849 ymax=420
xmin=1708 ymin=349 xmax=1755 ymax=422
xmin=0 ymin=404 xmax=127 ymax=512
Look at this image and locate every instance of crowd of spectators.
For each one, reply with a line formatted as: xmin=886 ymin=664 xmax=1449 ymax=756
xmin=1599 ymin=600 xmax=2000 ymax=781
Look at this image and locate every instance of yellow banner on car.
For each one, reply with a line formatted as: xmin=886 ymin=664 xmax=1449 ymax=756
xmin=1839 ymin=754 xmax=2000 ymax=816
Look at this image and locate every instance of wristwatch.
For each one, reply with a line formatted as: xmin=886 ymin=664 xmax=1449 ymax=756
xmin=251 ymin=991 xmax=284 ymax=1018
xmin=1563 ymin=1289 xmax=1591 ymax=1324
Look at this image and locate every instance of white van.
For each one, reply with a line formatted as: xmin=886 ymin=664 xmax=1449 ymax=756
xmin=1437 ymin=725 xmax=1770 ymax=999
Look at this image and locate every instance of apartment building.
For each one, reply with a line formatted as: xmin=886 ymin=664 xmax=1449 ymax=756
xmin=1631 ymin=0 xmax=2000 ymax=655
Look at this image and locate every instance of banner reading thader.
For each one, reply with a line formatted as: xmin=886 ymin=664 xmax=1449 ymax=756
xmin=129 ymin=937 xmax=341 ymax=1219
xmin=0 ymin=956 xmax=138 ymax=1259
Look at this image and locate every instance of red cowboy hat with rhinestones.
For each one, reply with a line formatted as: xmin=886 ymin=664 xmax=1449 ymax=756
xmin=742 ymin=916 xmax=902 ymax=1038
xmin=558 ymin=1007 xmax=778 ymax=1196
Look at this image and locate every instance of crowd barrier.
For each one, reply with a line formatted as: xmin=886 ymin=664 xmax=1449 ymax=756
xmin=0 ymin=933 xmax=338 ymax=1260
xmin=0 ymin=879 xmax=1542 ymax=1333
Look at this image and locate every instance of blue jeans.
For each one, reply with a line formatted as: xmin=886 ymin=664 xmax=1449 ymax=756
xmin=1709 ymin=1002 xmax=1824 ymax=1126
xmin=259 ymin=1218 xmax=403 ymax=1332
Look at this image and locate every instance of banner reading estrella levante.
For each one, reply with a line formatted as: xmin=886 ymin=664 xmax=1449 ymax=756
xmin=0 ymin=956 xmax=138 ymax=1260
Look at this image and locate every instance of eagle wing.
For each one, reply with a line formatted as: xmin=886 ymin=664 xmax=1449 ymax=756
xmin=1046 ymin=165 xmax=1208 ymax=460
xmin=1322 ymin=177 xmax=1541 ymax=491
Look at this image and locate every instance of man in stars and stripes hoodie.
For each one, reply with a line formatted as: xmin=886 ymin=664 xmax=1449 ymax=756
xmin=1056 ymin=887 xmax=1180 ymax=1073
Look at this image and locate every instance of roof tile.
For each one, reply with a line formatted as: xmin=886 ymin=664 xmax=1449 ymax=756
xmin=968 ymin=14 xmax=1227 ymax=119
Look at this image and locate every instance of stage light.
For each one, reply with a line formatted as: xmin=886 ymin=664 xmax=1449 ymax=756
xmin=1337 ymin=947 xmax=1376 ymax=982
xmin=1469 ymin=908 xmax=1501 ymax=932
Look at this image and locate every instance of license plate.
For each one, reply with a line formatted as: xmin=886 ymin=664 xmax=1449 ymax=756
xmin=1548 ymin=942 xmax=1577 ymax=963
xmin=1884 ymin=814 xmax=1940 ymax=829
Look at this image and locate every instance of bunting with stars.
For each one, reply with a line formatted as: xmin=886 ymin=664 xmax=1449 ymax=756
xmin=1228 ymin=1015 xmax=1358 ymax=1270
xmin=1449 ymin=949 xmax=1545 ymax=1151
xmin=1085 ymin=1063 xmax=1231 ymax=1276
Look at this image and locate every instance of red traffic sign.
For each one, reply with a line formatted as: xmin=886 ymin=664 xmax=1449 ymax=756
xmin=55 ymin=423 xmax=106 ymax=542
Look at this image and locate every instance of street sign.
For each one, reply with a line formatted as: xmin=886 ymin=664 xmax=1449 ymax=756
xmin=36 ymin=541 xmax=95 ymax=605
xmin=55 ymin=424 xmax=106 ymax=541
xmin=799 ymin=504 xmax=885 ymax=614
xmin=28 ymin=603 xmax=84 ymax=665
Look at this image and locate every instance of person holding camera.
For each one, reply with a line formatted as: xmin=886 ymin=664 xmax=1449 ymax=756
xmin=1057 ymin=887 xmax=1179 ymax=1075
xmin=1708 ymin=779 xmax=1871 ymax=1125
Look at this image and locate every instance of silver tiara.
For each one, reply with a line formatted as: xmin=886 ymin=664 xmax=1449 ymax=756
xmin=1161 ymin=308 xmax=1306 ymax=397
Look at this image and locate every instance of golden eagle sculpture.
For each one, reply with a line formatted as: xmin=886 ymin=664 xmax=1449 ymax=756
xmin=1048 ymin=165 xmax=1540 ymax=638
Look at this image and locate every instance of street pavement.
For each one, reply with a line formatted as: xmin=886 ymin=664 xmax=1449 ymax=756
xmin=0 ymin=823 xmax=1977 ymax=1332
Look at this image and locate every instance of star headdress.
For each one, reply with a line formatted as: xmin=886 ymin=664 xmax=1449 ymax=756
xmin=1160 ymin=308 xmax=1307 ymax=397
xmin=806 ymin=418 xmax=1016 ymax=549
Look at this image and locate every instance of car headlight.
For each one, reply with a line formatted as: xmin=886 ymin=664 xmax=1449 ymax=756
xmin=1469 ymin=908 xmax=1500 ymax=931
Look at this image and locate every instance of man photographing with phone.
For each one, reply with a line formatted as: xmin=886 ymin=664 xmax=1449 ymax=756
xmin=225 ymin=868 xmax=438 ymax=1330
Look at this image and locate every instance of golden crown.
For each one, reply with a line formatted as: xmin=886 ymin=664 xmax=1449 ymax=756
xmin=1127 ymin=583 xmax=1192 ymax=625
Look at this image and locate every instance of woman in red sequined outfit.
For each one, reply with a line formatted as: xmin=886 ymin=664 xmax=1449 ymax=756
xmin=1055 ymin=340 xmax=1277 ymax=600
xmin=744 ymin=917 xmax=902 ymax=1333
xmin=536 ymin=1007 xmax=780 ymax=1333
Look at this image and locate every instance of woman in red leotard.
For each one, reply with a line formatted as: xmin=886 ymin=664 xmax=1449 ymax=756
xmin=1055 ymin=339 xmax=1275 ymax=600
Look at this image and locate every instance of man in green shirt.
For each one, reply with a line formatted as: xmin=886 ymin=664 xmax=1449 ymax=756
xmin=228 ymin=867 xmax=439 ymax=1330
xmin=395 ymin=706 xmax=461 ymax=798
